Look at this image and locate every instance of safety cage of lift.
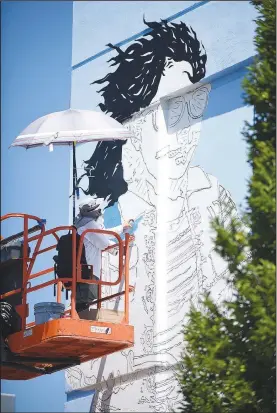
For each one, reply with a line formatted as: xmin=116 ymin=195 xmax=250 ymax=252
xmin=0 ymin=213 xmax=134 ymax=380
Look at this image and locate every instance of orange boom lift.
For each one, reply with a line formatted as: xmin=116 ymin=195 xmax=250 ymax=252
xmin=0 ymin=213 xmax=134 ymax=380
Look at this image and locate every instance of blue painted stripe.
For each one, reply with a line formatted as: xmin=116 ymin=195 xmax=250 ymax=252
xmin=66 ymin=388 xmax=95 ymax=402
xmin=72 ymin=1 xmax=210 ymax=70
xmin=202 ymin=56 xmax=255 ymax=90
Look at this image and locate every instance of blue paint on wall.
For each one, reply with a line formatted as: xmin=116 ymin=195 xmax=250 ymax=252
xmin=65 ymin=393 xmax=94 ymax=413
xmin=104 ymin=202 xmax=121 ymax=228
xmin=67 ymin=388 xmax=95 ymax=402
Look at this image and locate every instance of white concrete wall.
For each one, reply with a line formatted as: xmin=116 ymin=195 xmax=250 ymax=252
xmin=65 ymin=2 xmax=256 ymax=411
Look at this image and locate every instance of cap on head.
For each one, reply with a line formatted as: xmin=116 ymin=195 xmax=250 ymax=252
xmin=79 ymin=197 xmax=101 ymax=216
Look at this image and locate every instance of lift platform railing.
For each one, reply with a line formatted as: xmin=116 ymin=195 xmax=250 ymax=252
xmin=0 ymin=213 xmax=132 ymax=330
xmin=76 ymin=229 xmax=132 ymax=324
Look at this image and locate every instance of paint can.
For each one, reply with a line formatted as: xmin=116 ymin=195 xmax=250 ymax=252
xmin=34 ymin=302 xmax=65 ymax=325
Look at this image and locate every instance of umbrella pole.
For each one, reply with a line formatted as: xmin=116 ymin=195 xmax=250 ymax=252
xmin=72 ymin=142 xmax=77 ymax=223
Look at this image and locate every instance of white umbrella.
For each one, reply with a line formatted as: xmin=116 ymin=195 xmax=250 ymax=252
xmin=11 ymin=109 xmax=132 ymax=148
xmin=11 ymin=109 xmax=134 ymax=221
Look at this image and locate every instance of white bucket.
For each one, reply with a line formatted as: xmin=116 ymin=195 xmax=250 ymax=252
xmin=34 ymin=302 xmax=65 ymax=325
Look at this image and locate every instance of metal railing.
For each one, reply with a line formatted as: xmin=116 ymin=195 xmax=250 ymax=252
xmin=0 ymin=213 xmax=132 ymax=330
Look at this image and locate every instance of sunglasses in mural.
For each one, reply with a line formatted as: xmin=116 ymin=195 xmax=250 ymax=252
xmin=77 ymin=18 xmax=207 ymax=207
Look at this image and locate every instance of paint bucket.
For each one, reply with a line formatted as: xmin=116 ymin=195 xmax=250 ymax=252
xmin=34 ymin=302 xmax=65 ymax=325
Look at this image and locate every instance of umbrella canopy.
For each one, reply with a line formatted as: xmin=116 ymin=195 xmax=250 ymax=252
xmin=11 ymin=109 xmax=133 ymax=148
xmin=10 ymin=109 xmax=134 ymax=222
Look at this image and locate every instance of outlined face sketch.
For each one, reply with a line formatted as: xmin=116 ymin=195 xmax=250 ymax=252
xmin=123 ymin=84 xmax=211 ymax=181
xmin=79 ymin=19 xmax=208 ymax=208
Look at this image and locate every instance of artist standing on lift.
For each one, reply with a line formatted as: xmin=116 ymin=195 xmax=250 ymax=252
xmin=74 ymin=197 xmax=133 ymax=278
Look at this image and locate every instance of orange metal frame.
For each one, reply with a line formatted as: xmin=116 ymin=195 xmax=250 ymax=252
xmin=0 ymin=212 xmax=133 ymax=330
xmin=1 ymin=213 xmax=135 ymax=380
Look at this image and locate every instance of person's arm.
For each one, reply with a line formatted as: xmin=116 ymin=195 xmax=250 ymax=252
xmin=83 ymin=220 xmax=111 ymax=251
xmin=83 ymin=219 xmax=133 ymax=252
xmin=107 ymin=221 xmax=135 ymax=256
xmin=109 ymin=219 xmax=134 ymax=235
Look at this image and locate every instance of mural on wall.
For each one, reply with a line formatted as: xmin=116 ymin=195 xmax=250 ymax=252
xmin=67 ymin=18 xmax=237 ymax=413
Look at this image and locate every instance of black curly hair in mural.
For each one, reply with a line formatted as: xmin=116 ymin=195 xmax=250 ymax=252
xmin=93 ymin=19 xmax=207 ymax=123
xmin=77 ymin=140 xmax=128 ymax=205
xmin=79 ymin=18 xmax=207 ymax=207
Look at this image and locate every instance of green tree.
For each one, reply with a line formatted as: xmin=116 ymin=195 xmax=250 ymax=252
xmin=178 ymin=1 xmax=276 ymax=412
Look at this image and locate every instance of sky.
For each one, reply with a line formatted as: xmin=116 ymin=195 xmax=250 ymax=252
xmin=1 ymin=1 xmax=73 ymax=411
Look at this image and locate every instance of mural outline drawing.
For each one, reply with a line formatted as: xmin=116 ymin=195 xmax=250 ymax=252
xmin=67 ymin=18 xmax=237 ymax=413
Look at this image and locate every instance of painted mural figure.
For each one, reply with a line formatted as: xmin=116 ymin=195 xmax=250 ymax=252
xmin=67 ymin=19 xmax=237 ymax=412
